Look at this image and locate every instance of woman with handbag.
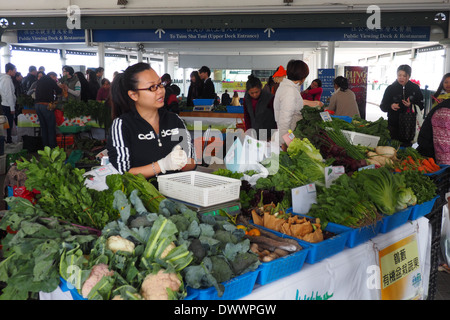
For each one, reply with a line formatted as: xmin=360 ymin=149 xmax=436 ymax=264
xmin=432 ymin=73 xmax=450 ymax=108
xmin=380 ymin=64 xmax=424 ymax=147
xmin=34 ymin=72 xmax=63 ymax=148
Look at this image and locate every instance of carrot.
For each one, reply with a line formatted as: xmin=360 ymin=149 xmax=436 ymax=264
xmin=417 ymin=166 xmax=426 ymax=173
xmin=407 ymin=156 xmax=415 ymax=165
xmin=421 ymin=159 xmax=435 ymax=172
xmin=394 ymin=168 xmax=402 ymax=173
xmin=428 ymin=157 xmax=440 ymax=171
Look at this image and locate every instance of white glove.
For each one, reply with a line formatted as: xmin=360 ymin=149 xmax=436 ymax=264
xmin=157 ymin=145 xmax=188 ymax=174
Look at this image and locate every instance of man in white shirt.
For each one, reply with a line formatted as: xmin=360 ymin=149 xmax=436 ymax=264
xmin=0 ymin=63 xmax=17 ymax=143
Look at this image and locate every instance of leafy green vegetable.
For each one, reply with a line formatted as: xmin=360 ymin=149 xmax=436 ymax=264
xmin=399 ymin=170 xmax=437 ymax=204
xmin=0 ymin=197 xmax=97 ymax=300
xmin=287 ymin=137 xmax=323 ymax=161
xmin=352 ymin=167 xmax=402 ymax=216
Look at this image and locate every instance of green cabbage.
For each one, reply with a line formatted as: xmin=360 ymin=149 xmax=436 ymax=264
xmin=287 ymin=137 xmax=323 ymax=161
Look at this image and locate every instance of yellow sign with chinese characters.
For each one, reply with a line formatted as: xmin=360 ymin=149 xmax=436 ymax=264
xmin=379 ymin=234 xmax=421 ymax=300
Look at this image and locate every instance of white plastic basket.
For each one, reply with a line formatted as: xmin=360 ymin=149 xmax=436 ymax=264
xmin=157 ymin=171 xmax=241 ymax=207
xmin=341 ymin=130 xmax=380 ymax=148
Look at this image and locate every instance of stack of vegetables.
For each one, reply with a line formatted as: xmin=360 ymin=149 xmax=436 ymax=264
xmin=213 ymin=137 xmax=330 ymax=218
xmin=0 ymin=150 xmax=262 ymax=300
xmin=308 ymin=167 xmax=436 ymax=228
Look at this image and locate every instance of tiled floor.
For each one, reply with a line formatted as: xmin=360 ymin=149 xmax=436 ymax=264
xmin=435 ymin=269 xmax=450 ymax=300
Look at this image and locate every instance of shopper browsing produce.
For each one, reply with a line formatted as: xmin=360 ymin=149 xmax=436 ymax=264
xmin=273 ymin=59 xmax=323 ymax=149
xmin=107 ymin=62 xmax=196 ymax=178
xmin=243 ymin=74 xmax=277 ymax=140
xmin=325 ymin=76 xmax=360 ymax=117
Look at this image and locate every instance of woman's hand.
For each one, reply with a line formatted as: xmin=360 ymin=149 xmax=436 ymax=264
xmin=391 ymin=103 xmax=400 ymax=111
xmin=401 ymin=97 xmax=411 ymax=107
xmin=157 ymin=145 xmax=187 ymax=173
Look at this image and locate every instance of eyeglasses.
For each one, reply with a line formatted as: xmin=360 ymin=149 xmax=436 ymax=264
xmin=136 ymin=81 xmax=166 ymax=92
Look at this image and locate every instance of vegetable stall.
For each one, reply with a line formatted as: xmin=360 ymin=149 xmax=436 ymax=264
xmin=0 ymin=105 xmax=449 ymax=300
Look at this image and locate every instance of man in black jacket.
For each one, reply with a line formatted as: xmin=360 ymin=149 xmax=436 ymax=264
xmin=34 ymin=72 xmax=63 ymax=148
xmin=198 ymin=66 xmax=216 ymax=100
xmin=21 ymin=65 xmax=38 ymax=92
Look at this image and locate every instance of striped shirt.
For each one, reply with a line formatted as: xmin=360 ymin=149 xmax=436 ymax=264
xmin=107 ymin=108 xmax=194 ymax=174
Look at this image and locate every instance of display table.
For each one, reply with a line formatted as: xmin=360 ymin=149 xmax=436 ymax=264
xmin=39 ymin=217 xmax=430 ymax=300
xmin=243 ymin=217 xmax=430 ymax=300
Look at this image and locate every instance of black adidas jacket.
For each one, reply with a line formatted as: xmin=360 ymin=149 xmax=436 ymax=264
xmin=107 ymin=107 xmax=194 ymax=174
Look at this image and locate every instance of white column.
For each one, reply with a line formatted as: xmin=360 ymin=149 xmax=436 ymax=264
xmin=441 ymin=39 xmax=450 ymax=74
xmin=97 ymin=43 xmax=105 ymax=68
xmin=319 ymin=47 xmax=327 ymax=69
xmin=60 ymin=49 xmax=67 ymax=67
xmin=1 ymin=43 xmax=11 ymax=72
xmin=182 ymin=68 xmax=187 ymax=97
xmin=137 ymin=50 xmax=143 ymax=63
xmin=163 ymin=52 xmax=168 ymax=75
xmin=327 ymin=41 xmax=335 ymax=69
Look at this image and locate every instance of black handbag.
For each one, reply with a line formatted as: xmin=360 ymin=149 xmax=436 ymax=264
xmin=398 ymin=106 xmax=416 ymax=142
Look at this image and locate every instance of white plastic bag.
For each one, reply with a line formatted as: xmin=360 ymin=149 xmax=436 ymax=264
xmin=412 ymin=104 xmax=424 ymax=144
xmin=441 ymin=199 xmax=450 ymax=266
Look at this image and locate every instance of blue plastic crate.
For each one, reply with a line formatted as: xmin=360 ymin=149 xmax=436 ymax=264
xmin=379 ymin=206 xmax=413 ymax=234
xmin=193 ymin=99 xmax=215 ymax=106
xmin=256 ymin=243 xmax=310 ymax=286
xmin=252 ymin=210 xmax=351 ymax=264
xmin=409 ymin=196 xmax=439 ymax=221
xmin=331 ymin=115 xmax=352 ymax=123
xmin=185 ymin=270 xmax=258 ymax=300
xmin=59 ymin=277 xmax=86 ymax=300
xmin=424 ymin=165 xmax=450 ymax=177
xmin=226 ymin=105 xmax=244 ymax=113
xmin=346 ymin=220 xmax=382 ymax=248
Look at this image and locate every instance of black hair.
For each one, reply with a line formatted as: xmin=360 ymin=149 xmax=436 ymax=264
xmin=47 ymin=72 xmax=57 ymax=77
xmin=198 ymin=66 xmax=211 ymax=77
xmin=101 ymin=78 xmax=111 ymax=86
xmin=161 ymin=73 xmax=172 ymax=84
xmin=286 ymin=59 xmax=309 ymax=82
xmin=397 ymin=64 xmax=412 ymax=77
xmin=307 ymin=78 xmax=322 ymax=90
xmin=433 ymin=73 xmax=450 ymax=98
xmin=88 ymin=70 xmax=97 ymax=83
xmin=5 ymin=63 xmax=16 ymax=73
xmin=63 ymin=65 xmax=74 ymax=76
xmin=29 ymin=65 xmax=37 ymax=72
xmin=246 ymin=74 xmax=262 ymax=91
xmin=96 ymin=67 xmax=104 ymax=73
xmin=190 ymin=70 xmax=201 ymax=82
xmin=111 ymin=62 xmax=152 ymax=119
xmin=334 ymin=76 xmax=349 ymax=91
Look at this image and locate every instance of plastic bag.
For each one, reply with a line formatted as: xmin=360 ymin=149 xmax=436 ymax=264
xmin=441 ymin=199 xmax=450 ymax=266
xmin=13 ymin=185 xmax=38 ymax=204
xmin=412 ymin=104 xmax=424 ymax=144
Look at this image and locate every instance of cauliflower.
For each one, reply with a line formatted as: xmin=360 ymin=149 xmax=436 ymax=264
xmin=160 ymin=242 xmax=176 ymax=259
xmin=81 ymin=264 xmax=115 ymax=298
xmin=106 ymin=235 xmax=135 ymax=253
xmin=140 ymin=269 xmax=182 ymax=300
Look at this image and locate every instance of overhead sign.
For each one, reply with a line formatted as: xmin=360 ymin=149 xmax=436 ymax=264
xmin=92 ymin=26 xmax=430 ymax=43
xmin=17 ymin=29 xmax=85 ymax=43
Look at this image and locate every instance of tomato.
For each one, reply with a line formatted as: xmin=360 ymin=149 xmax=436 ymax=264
xmin=247 ymin=229 xmax=261 ymax=236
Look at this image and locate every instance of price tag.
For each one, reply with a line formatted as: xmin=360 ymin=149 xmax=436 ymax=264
xmin=291 ymin=183 xmax=317 ymax=214
xmin=325 ymin=166 xmax=345 ymax=188
xmin=320 ymin=111 xmax=332 ymax=122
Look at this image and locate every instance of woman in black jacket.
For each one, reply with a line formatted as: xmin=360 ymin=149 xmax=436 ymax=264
xmin=380 ymin=64 xmax=424 ymax=147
